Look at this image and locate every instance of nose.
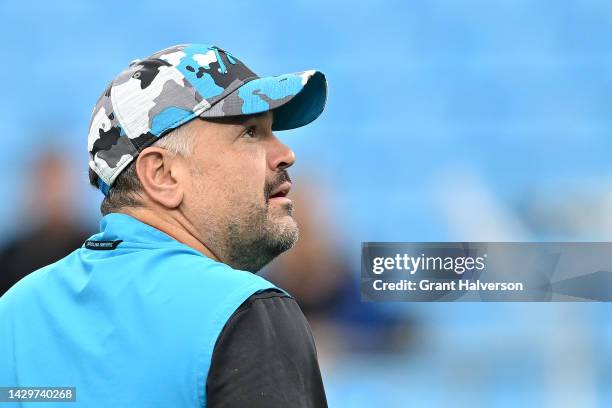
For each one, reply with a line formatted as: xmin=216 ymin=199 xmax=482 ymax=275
xmin=268 ymin=134 xmax=296 ymax=171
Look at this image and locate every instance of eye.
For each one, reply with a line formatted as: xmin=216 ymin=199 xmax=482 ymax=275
xmin=243 ymin=125 xmax=257 ymax=138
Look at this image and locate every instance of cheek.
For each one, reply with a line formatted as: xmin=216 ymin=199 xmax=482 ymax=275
xmin=195 ymin=150 xmax=267 ymax=205
xmin=230 ymin=152 xmax=267 ymax=199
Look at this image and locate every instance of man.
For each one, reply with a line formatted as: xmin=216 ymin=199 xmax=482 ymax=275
xmin=0 ymin=44 xmax=328 ymax=407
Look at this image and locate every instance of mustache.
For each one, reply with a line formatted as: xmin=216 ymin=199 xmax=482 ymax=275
xmin=264 ymin=170 xmax=292 ymax=201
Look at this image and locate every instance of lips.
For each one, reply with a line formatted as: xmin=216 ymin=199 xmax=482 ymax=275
xmin=269 ymin=181 xmax=292 ymax=199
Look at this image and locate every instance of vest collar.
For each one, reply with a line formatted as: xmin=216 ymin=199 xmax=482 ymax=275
xmin=97 ymin=213 xmax=181 ymax=246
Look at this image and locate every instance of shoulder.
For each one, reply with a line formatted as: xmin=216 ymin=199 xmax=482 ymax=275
xmin=206 ymin=290 xmax=328 ymax=407
xmin=223 ymin=290 xmax=313 ymax=353
xmin=220 ymin=289 xmax=315 ymax=356
xmin=0 ymin=260 xmax=59 ymax=308
xmin=228 ymin=290 xmax=305 ymax=330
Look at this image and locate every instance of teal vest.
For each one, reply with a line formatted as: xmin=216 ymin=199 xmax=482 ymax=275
xmin=0 ymin=213 xmax=278 ymax=407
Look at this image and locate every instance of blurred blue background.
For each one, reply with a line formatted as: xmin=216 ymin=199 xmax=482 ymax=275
xmin=2 ymin=0 xmax=612 ymax=406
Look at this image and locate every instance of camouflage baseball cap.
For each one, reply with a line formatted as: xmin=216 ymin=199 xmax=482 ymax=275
xmin=88 ymin=43 xmax=327 ymax=195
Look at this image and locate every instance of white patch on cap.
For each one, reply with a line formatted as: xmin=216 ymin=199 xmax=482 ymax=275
xmin=298 ymin=70 xmax=316 ymax=85
xmin=88 ymin=106 xmax=111 ymax=152
xmin=91 ymin=153 xmax=132 ymax=185
xmin=111 ymin=65 xmax=185 ymax=138
xmin=193 ymin=50 xmax=217 ymax=68
xmin=159 ymin=51 xmax=186 ymax=66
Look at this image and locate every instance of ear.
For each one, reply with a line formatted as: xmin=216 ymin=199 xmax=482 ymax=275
xmin=135 ymin=147 xmax=184 ymax=209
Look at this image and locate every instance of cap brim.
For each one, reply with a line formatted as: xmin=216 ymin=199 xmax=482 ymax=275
xmin=199 ymin=70 xmax=327 ymax=131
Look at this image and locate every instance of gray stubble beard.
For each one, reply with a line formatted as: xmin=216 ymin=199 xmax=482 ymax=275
xmin=225 ymin=200 xmax=299 ymax=272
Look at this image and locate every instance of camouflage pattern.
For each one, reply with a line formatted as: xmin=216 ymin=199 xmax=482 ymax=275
xmin=88 ymin=44 xmax=327 ymax=195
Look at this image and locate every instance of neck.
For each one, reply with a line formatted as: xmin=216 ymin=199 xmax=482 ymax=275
xmin=120 ymin=207 xmax=221 ymax=263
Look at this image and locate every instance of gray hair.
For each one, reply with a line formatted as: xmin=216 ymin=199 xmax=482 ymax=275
xmin=88 ymin=123 xmax=195 ymax=215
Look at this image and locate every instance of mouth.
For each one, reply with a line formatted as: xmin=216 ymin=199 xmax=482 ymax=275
xmin=268 ymin=181 xmax=292 ymax=201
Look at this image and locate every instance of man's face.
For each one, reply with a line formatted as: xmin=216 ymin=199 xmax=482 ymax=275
xmin=180 ymin=111 xmax=298 ymax=272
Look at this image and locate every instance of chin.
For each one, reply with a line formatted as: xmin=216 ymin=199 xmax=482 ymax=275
xmin=275 ymin=215 xmax=298 ymax=234
xmin=269 ymin=216 xmax=299 ymax=249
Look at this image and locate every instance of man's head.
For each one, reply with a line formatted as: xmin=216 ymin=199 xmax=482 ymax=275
xmin=87 ymin=44 xmax=327 ymax=271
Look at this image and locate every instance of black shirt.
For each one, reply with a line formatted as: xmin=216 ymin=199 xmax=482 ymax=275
xmin=207 ymin=290 xmax=328 ymax=407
